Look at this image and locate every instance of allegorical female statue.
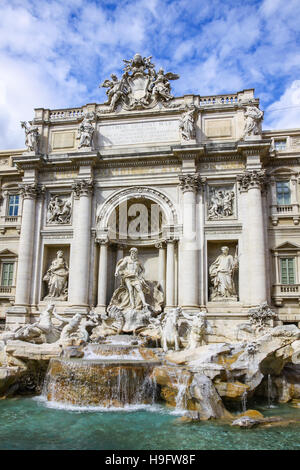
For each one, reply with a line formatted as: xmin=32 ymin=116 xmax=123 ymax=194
xmin=243 ymin=105 xmax=264 ymax=137
xmin=43 ymin=250 xmax=69 ymax=301
xmin=20 ymin=121 xmax=40 ymax=153
xmin=77 ymin=113 xmax=94 ymax=149
xmin=209 ymin=246 xmax=238 ymax=300
xmin=179 ymin=104 xmax=197 ymax=140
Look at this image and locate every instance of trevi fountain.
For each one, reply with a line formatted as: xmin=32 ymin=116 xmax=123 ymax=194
xmin=0 ymin=54 xmax=300 ymax=450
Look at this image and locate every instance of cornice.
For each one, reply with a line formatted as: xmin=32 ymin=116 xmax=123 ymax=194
xmin=204 ymin=223 xmax=242 ymax=233
xmin=12 ymin=155 xmax=45 ymax=171
xmin=237 ymin=139 xmax=271 ymax=155
xmin=98 ymin=159 xmax=180 ymax=169
xmin=40 ymin=229 xmax=74 ymax=238
xmin=172 ymin=145 xmax=205 ymax=159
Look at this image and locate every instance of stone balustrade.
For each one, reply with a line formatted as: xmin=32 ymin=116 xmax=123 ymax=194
xmin=270 ymin=203 xmax=300 ymax=225
xmin=272 ymin=284 xmax=300 ymax=306
xmin=1 ymin=215 xmax=21 ymax=224
xmin=199 ymin=95 xmax=238 ymax=106
xmin=50 ymin=109 xmax=84 ymax=121
xmin=0 ymin=286 xmax=15 ymax=296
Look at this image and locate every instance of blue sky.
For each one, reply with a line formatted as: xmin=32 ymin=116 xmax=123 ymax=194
xmin=1 ymin=0 xmax=300 ymax=149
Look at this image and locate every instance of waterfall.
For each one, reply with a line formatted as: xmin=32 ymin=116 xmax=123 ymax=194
xmin=267 ymin=374 xmax=275 ymax=408
xmin=168 ymin=369 xmax=190 ymax=412
xmin=241 ymin=390 xmax=247 ymax=412
xmin=42 ymin=357 xmax=159 ymax=408
xmin=220 ymin=356 xmax=233 ymax=382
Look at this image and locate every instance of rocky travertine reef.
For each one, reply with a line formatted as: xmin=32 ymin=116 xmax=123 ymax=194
xmin=1 ymin=303 xmax=300 ymax=426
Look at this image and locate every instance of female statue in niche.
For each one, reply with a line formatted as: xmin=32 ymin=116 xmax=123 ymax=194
xmin=43 ymin=250 xmax=69 ymax=301
xmin=209 ymin=246 xmax=238 ymax=300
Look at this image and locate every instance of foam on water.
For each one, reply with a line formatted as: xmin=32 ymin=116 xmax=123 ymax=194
xmin=84 ymin=352 xmax=144 ymax=361
xmin=34 ymin=395 xmax=164 ymax=414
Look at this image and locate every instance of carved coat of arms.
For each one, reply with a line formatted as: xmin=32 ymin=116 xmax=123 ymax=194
xmin=100 ymin=53 xmax=179 ymax=112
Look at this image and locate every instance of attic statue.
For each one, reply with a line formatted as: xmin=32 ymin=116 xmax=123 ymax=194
xmin=20 ymin=121 xmax=40 ymax=153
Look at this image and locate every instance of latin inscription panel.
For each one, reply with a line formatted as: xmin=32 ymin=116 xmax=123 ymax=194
xmin=205 ymin=119 xmax=233 ymax=138
xmin=52 ymin=131 xmax=76 ymax=150
xmin=98 ymin=119 xmax=180 ymax=147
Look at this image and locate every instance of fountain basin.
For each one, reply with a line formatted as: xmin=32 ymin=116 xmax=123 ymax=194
xmin=84 ymin=342 xmax=160 ymax=362
xmin=44 ymin=357 xmax=160 ymax=408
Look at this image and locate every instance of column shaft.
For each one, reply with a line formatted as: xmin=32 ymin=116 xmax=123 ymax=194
xmin=247 ymin=186 xmax=267 ymax=305
xmin=69 ymin=180 xmax=93 ymax=308
xmin=157 ymin=243 xmax=166 ymax=298
xmin=15 ymin=190 xmax=37 ymax=307
xmin=98 ymin=242 xmax=108 ymax=308
xmin=179 ymin=177 xmax=199 ymax=309
xmin=166 ymin=241 xmax=175 ymax=307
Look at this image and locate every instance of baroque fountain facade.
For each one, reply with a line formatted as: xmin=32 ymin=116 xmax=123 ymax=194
xmin=1 ymin=54 xmax=300 ymax=425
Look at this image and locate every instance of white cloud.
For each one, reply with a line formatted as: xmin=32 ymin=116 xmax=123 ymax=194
xmin=265 ymin=80 xmax=300 ymax=130
xmin=0 ymin=0 xmax=300 ymax=149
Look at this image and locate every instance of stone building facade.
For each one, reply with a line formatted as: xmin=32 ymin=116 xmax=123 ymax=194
xmin=0 ymin=54 xmax=299 ymax=339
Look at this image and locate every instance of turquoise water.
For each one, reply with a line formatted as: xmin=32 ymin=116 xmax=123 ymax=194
xmin=0 ymin=397 xmax=300 ymax=450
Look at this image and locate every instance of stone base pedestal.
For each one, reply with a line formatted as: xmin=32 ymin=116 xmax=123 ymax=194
xmin=94 ymin=305 xmax=107 ymax=315
xmin=181 ymin=306 xmax=201 ymax=315
xmin=244 ymin=135 xmax=262 ymax=141
xmin=64 ymin=306 xmax=90 ymax=316
xmin=5 ymin=306 xmax=30 ymax=326
xmin=210 ymin=296 xmax=238 ymax=302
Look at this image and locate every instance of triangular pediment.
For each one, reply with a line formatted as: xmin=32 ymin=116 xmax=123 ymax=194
xmin=273 ymin=242 xmax=300 ymax=251
xmin=0 ymin=249 xmax=17 ymax=257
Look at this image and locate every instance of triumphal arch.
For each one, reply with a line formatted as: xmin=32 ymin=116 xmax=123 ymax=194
xmin=1 ymin=53 xmax=300 ymax=340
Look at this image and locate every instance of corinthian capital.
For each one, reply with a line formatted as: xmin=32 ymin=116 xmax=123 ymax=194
xmin=72 ymin=179 xmax=94 ymax=198
xmin=179 ymin=174 xmax=202 ymax=193
xmin=19 ymin=183 xmax=44 ymax=199
xmin=237 ymin=170 xmax=267 ymax=192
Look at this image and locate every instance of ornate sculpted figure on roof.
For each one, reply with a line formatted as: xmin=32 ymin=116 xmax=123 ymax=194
xmin=101 ymin=74 xmax=128 ymax=110
xmin=151 ymin=68 xmax=179 ymax=102
xmin=20 ymin=121 xmax=40 ymax=153
xmin=99 ymin=53 xmax=179 ymax=112
xmin=243 ymin=105 xmax=264 ymax=137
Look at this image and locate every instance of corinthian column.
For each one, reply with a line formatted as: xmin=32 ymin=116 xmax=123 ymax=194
xmin=69 ymin=179 xmax=93 ymax=310
xmin=237 ymin=170 xmax=267 ymax=306
xmin=14 ymin=184 xmax=42 ymax=311
xmin=178 ymin=174 xmax=201 ymax=311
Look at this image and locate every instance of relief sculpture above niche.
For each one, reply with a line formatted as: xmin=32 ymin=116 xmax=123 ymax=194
xmin=46 ymin=194 xmax=72 ymax=224
xmin=207 ymin=186 xmax=236 ymax=220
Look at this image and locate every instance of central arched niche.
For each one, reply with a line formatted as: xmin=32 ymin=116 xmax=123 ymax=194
xmin=97 ymin=187 xmax=178 ymax=305
xmin=107 ymin=197 xmax=166 ymax=241
xmin=106 ymin=197 xmax=166 ymax=299
xmin=101 ymin=194 xmax=173 ymax=302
